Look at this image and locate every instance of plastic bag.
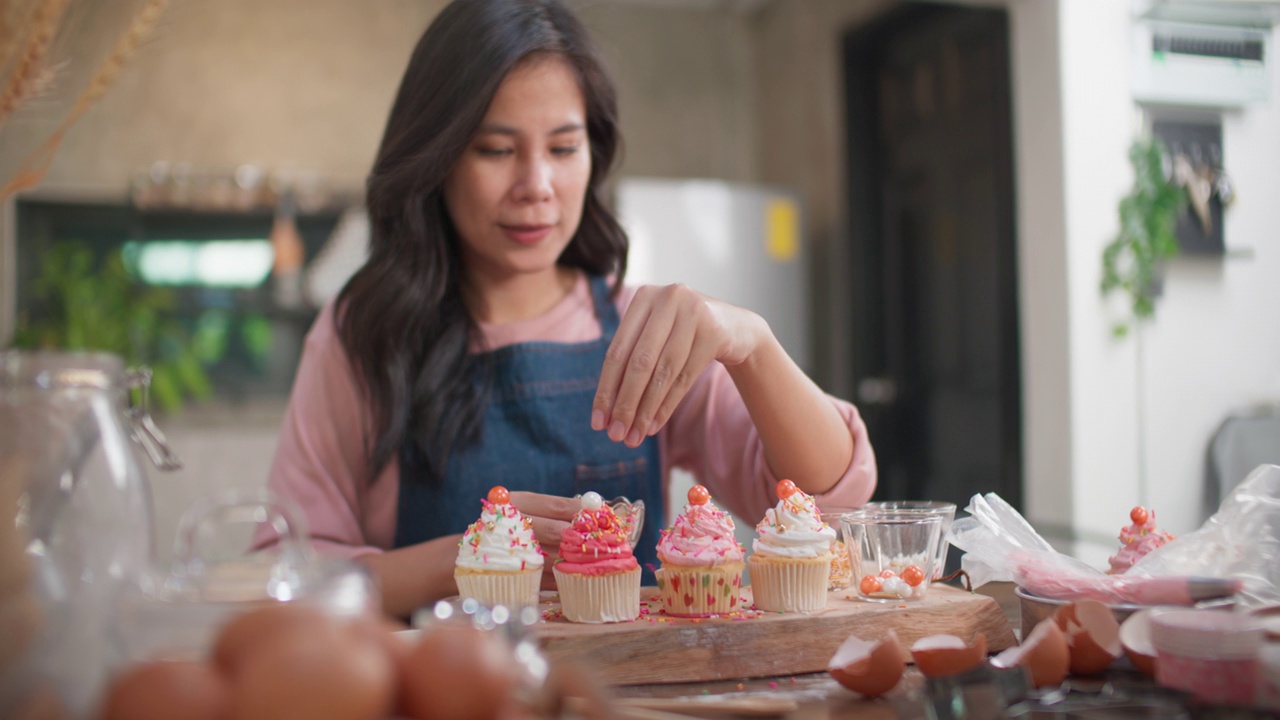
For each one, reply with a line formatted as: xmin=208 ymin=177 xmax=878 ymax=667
xmin=950 ymin=465 xmax=1280 ymax=608
xmin=1126 ymin=464 xmax=1280 ymax=609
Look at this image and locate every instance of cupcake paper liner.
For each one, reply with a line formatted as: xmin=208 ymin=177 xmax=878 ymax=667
xmin=552 ymin=566 xmax=642 ymax=623
xmin=655 ymin=562 xmax=745 ymax=617
xmin=748 ymin=554 xmax=832 ymax=613
xmin=454 ymin=567 xmax=541 ymax=608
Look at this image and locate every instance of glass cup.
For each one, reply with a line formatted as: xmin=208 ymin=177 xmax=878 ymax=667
xmin=817 ymin=506 xmax=858 ymax=591
xmin=841 ymin=510 xmax=944 ymax=602
xmin=862 ymin=501 xmax=957 ymax=580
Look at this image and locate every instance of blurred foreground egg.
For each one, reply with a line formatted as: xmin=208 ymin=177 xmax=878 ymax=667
xmin=223 ymin=607 xmax=395 ymax=720
xmin=827 ymin=630 xmax=904 ymax=697
xmin=401 ymin=622 xmax=518 ymax=720
xmin=101 ymin=660 xmax=228 ymax=720
xmin=212 ymin=602 xmax=334 ymax=675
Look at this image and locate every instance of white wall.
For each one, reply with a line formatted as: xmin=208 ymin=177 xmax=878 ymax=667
xmin=1053 ymin=2 xmax=1280 ymax=564
xmin=1138 ymin=33 xmax=1280 ymax=538
xmin=1004 ymin=0 xmax=1074 ymax=545
xmin=1058 ymin=0 xmax=1146 ymax=561
xmin=938 ymin=0 xmax=1280 ymax=564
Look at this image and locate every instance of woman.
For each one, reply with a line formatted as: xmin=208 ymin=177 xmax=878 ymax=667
xmin=259 ymin=0 xmax=876 ymax=619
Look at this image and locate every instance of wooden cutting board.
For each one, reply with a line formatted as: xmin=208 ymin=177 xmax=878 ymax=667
xmin=534 ymin=584 xmax=1015 ymax=685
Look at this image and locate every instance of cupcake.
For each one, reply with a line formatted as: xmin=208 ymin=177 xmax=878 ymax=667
xmin=1107 ymin=506 xmax=1175 ymax=574
xmin=748 ymin=479 xmax=837 ymax=613
xmin=655 ymin=485 xmax=745 ymax=617
xmin=454 ymin=486 xmax=544 ymax=608
xmin=552 ymin=491 xmax=642 ymax=623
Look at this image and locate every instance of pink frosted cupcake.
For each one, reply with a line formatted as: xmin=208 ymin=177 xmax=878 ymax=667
xmin=552 ymin=491 xmax=642 ymax=623
xmin=655 ymin=485 xmax=745 ymax=617
xmin=454 ymin=486 xmax=544 ymax=608
xmin=748 ymin=479 xmax=837 ymax=613
xmin=1108 ymin=506 xmax=1175 ymax=574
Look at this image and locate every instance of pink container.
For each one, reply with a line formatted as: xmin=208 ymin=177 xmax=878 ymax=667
xmin=1151 ymin=609 xmax=1263 ymax=706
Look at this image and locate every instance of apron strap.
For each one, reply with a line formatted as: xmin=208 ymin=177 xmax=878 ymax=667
xmin=589 ymin=275 xmax=620 ymax=335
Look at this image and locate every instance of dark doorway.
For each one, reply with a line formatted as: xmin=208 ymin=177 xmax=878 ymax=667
xmin=844 ymin=4 xmax=1022 ymax=516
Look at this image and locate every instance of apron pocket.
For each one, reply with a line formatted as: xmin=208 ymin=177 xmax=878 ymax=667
xmin=573 ymin=457 xmax=649 ymax=499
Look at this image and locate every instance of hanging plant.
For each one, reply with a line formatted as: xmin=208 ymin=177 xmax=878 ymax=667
xmin=1100 ymin=137 xmax=1185 ymax=337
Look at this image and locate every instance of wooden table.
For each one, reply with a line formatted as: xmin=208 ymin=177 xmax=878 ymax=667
xmin=535 ymin=582 xmax=1015 ymax=719
xmin=597 ymin=584 xmax=1280 ymax=720
xmin=536 ymin=584 xmax=1015 ymax=686
xmin=614 ymin=669 xmax=918 ymax=720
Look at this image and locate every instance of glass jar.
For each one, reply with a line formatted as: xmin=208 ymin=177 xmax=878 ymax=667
xmin=0 ymin=351 xmax=178 ymax=718
xmin=115 ymin=493 xmax=379 ymax=664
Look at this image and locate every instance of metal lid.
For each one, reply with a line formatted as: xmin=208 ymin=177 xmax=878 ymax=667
xmin=0 ymin=350 xmax=125 ymax=389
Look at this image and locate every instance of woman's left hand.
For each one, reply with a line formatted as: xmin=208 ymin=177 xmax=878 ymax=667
xmin=592 ymin=284 xmax=767 ymax=447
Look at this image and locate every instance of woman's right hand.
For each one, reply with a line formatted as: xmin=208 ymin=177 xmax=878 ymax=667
xmin=507 ymin=491 xmax=578 ymax=589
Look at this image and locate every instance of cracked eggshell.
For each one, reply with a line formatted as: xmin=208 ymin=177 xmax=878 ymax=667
xmin=909 ymin=633 xmax=988 ymax=678
xmin=1118 ymin=607 xmax=1161 ymax=677
xmin=827 ymin=629 xmax=905 ymax=698
xmin=1053 ymin=599 xmax=1123 ymax=676
xmin=992 ymin=618 xmax=1069 ymax=689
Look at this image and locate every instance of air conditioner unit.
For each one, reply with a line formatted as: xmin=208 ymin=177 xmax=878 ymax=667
xmin=1132 ymin=1 xmax=1277 ymax=108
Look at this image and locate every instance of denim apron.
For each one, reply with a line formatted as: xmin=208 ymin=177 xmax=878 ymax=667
xmin=395 ymin=275 xmax=663 ymax=583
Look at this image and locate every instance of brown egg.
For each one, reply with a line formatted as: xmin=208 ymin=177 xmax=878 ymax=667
xmin=211 ymin=602 xmax=334 ymax=675
xmin=355 ymin=614 xmax=414 ymax=667
xmin=227 ymin=617 xmax=395 ymax=720
xmin=1052 ymin=599 xmax=1122 ymax=675
xmin=909 ymin=633 xmax=988 ymax=678
xmin=827 ymin=629 xmax=905 ymax=698
xmin=9 ymin=685 xmax=69 ymax=720
xmin=1118 ymin=608 xmax=1159 ymax=677
xmin=992 ymin=618 xmax=1069 ymax=688
xmin=100 ymin=659 xmax=229 ymax=720
xmin=0 ymin=586 xmax=42 ymax=674
xmin=400 ymin=622 xmax=517 ymax=720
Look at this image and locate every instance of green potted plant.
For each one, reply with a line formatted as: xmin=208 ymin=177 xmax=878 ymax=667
xmin=12 ymin=241 xmax=212 ymax=412
xmin=1100 ymin=136 xmax=1185 ymax=337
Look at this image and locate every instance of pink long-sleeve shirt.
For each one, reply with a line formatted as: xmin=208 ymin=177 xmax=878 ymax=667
xmin=261 ymin=273 xmax=876 ymax=558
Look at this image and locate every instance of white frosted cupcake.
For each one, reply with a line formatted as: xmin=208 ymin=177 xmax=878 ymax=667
xmin=454 ymin=486 xmax=544 ymax=608
xmin=748 ymin=479 xmax=837 ymax=613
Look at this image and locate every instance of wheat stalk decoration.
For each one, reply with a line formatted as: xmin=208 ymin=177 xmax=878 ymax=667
xmin=0 ymin=0 xmax=72 ymax=133
xmin=0 ymin=0 xmax=170 ymax=200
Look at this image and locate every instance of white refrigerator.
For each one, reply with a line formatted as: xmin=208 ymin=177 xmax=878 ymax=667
xmin=617 ymin=177 xmax=811 ymax=559
xmin=616 ymin=177 xmax=811 ymax=373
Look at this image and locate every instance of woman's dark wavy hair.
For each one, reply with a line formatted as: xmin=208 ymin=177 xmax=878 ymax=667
xmin=338 ymin=0 xmax=628 ymax=487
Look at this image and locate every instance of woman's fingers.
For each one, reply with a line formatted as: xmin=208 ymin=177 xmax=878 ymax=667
xmin=505 ymin=491 xmax=575 ymax=550
xmin=645 ymin=337 xmax=717 ymax=437
xmin=508 ymin=491 xmax=578 ymax=521
xmin=592 ymin=288 xmax=654 ymax=434
xmin=527 ymin=515 xmax=569 ymax=548
xmin=622 ymin=303 xmax=700 ymax=446
xmin=596 ymin=284 xmax=747 ymax=446
xmin=603 ymin=289 xmax=684 ymax=446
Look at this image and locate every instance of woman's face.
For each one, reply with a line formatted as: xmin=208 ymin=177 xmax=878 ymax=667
xmin=444 ymin=54 xmax=591 ymax=286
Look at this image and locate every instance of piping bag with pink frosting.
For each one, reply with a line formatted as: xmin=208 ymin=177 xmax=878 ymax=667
xmin=1013 ymin=551 xmax=1241 ymax=605
xmin=951 ymin=492 xmax=1241 ymax=606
